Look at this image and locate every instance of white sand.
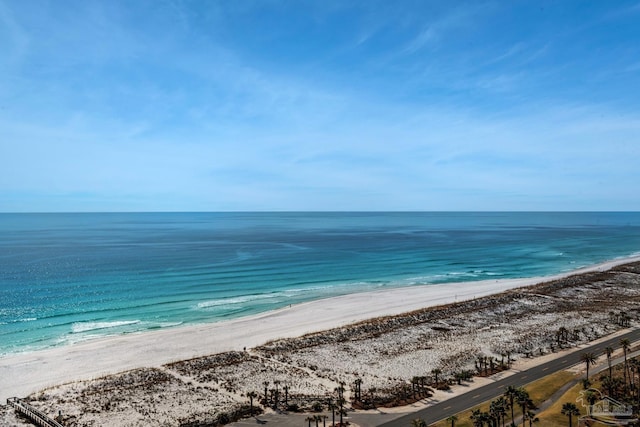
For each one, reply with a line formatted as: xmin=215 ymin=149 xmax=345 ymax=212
xmin=1 ymin=256 xmax=638 ymax=402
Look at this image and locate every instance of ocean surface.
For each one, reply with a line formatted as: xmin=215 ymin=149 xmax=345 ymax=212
xmin=1 ymin=212 xmax=639 ymax=356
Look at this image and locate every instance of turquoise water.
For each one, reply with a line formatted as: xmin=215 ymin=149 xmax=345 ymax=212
xmin=1 ymin=212 xmax=639 ymax=356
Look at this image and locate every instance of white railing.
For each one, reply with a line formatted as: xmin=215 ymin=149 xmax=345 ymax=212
xmin=6 ymin=397 xmax=64 ymax=427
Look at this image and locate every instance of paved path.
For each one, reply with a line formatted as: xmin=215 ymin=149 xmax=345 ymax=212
xmin=379 ymin=328 xmax=640 ymax=426
xmin=228 ymin=328 xmax=640 ymax=427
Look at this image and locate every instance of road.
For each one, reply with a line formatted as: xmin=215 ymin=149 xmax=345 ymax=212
xmin=378 ymin=328 xmax=640 ymax=427
xmin=229 ymin=328 xmax=640 ymax=427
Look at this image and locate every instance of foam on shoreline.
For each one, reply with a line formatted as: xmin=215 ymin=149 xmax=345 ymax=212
xmin=1 ymin=254 xmax=639 ymax=402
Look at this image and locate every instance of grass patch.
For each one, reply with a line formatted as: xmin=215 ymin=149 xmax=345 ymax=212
xmin=428 ymin=399 xmax=493 ymax=427
xmin=429 ymin=370 xmax=576 ymax=427
xmin=536 ymin=376 xmax=608 ymax=427
xmin=527 ymin=370 xmax=577 ymax=405
xmin=535 ymin=381 xmax=585 ymax=427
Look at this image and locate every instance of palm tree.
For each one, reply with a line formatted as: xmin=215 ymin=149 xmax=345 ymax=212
xmin=338 ymin=407 xmax=348 ymax=426
xmin=470 ymin=408 xmax=485 ymax=427
xmin=561 ymin=402 xmax=580 ymax=427
xmin=274 ymin=380 xmax=281 ymax=409
xmin=335 ymin=382 xmax=346 ymax=426
xmin=306 ymin=416 xmax=314 ymax=427
xmin=605 ymin=346 xmax=614 ymax=379
xmin=269 ymin=388 xmax=277 ymax=409
xmin=629 ymin=358 xmax=640 ymax=405
xmin=583 ymin=389 xmax=598 ymax=416
xmin=446 ymin=414 xmax=458 ymax=427
xmin=419 ymin=376 xmax=428 ymax=393
xmin=353 ymin=378 xmax=362 ymax=401
xmin=411 ymin=376 xmax=419 ymax=397
xmin=525 ymin=410 xmax=539 ymax=427
xmin=581 ymin=378 xmax=591 ymax=391
xmin=411 ymin=419 xmax=427 ymax=427
xmin=246 ymin=391 xmax=258 ymax=416
xmin=504 ymin=385 xmax=518 ymax=426
xmin=580 ymin=352 xmax=597 ymax=380
xmin=491 ymin=397 xmax=508 ymax=427
xmin=557 ymin=326 xmax=569 ymax=346
xmin=454 ymin=372 xmax=463 ymax=385
xmin=263 ymin=381 xmax=270 ymax=403
xmin=327 ymin=399 xmax=336 ymax=427
xmin=494 ymin=396 xmax=508 ymax=427
xmin=619 ymin=312 xmax=631 ymax=327
xmin=621 ymin=338 xmax=631 ymax=387
xmin=489 ymin=399 xmax=503 ymax=427
xmin=335 ymin=383 xmax=345 ymax=399
xmin=517 ymin=388 xmax=535 ymax=427
xmin=601 ymin=375 xmax=616 ymax=399
xmin=432 ymin=368 xmax=442 ymax=386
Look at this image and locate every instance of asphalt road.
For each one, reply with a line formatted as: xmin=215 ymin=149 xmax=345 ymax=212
xmin=378 ymin=328 xmax=640 ymax=427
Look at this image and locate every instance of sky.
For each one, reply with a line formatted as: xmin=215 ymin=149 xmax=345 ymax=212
xmin=1 ymin=1 xmax=639 ymax=212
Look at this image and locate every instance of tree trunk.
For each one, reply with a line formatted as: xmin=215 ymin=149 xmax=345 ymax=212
xmin=586 ymin=362 xmax=589 ymax=379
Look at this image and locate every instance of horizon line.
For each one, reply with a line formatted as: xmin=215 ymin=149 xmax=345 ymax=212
xmin=1 ymin=210 xmax=639 ymax=214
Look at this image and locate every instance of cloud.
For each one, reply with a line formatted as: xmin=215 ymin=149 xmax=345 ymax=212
xmin=3 ymin=96 xmax=639 ymax=211
xmin=0 ymin=0 xmax=29 ymax=64
xmin=402 ymin=27 xmax=438 ymax=54
xmin=1 ymin=1 xmax=639 ymax=211
xmin=400 ymin=2 xmax=488 ymax=55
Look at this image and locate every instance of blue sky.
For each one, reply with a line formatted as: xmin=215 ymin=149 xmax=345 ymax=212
xmin=1 ymin=1 xmax=639 ymax=212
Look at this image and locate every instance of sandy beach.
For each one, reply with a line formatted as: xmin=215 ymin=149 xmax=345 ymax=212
xmin=2 ymin=256 xmax=640 ymax=425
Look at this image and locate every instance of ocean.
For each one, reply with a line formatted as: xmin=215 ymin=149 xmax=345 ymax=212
xmin=1 ymin=212 xmax=639 ymax=356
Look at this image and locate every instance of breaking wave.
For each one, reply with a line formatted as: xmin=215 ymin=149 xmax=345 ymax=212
xmin=71 ymin=320 xmax=141 ymax=334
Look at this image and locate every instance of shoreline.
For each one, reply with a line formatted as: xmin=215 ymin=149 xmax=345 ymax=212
xmin=2 ymin=254 xmax=640 ymax=402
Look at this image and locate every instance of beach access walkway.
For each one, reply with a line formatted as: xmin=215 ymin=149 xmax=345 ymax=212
xmin=6 ymin=397 xmax=64 ymax=427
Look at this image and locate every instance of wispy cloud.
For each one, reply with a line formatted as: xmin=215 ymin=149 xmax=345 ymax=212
xmin=1 ymin=1 xmax=639 ymax=211
xmin=402 ymin=27 xmax=438 ymax=54
xmin=0 ymin=0 xmax=29 ymax=63
xmin=400 ymin=3 xmax=488 ymax=54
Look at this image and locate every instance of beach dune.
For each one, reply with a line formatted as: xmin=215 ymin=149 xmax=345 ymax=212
xmin=1 ymin=256 xmax=638 ymax=403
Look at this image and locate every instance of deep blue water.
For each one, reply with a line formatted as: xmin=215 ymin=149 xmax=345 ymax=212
xmin=1 ymin=212 xmax=639 ymax=356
